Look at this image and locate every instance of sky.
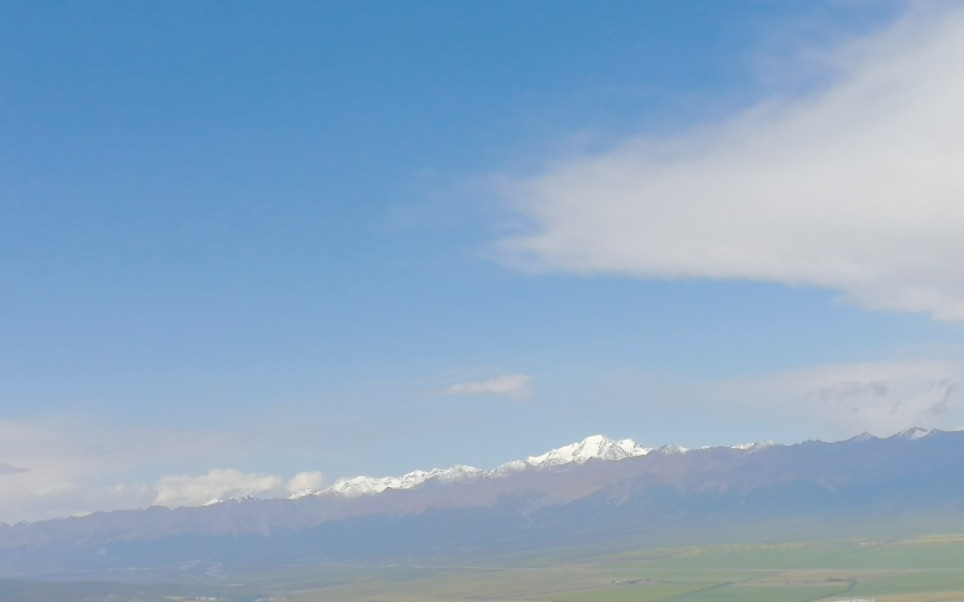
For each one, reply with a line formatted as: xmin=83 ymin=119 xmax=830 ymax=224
xmin=3 ymin=0 xmax=964 ymax=523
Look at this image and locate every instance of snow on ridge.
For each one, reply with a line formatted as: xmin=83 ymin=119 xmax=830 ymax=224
xmin=302 ymin=429 xmax=957 ymax=502
xmin=288 ymin=488 xmax=316 ymax=500
xmin=190 ymin=428 xmax=953 ymax=506
xmin=202 ymin=495 xmax=262 ymax=507
xmin=487 ymin=459 xmax=527 ymax=478
xmin=731 ymin=439 xmax=778 ymax=451
xmin=895 ymin=426 xmax=932 ymax=440
xmin=321 ymin=465 xmax=486 ymax=498
xmin=525 ymin=434 xmax=652 ymax=467
xmin=308 ymin=435 xmax=653 ymax=499
xmin=846 ymin=426 xmax=937 ymax=444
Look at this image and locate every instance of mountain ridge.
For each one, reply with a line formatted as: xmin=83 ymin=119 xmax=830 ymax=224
xmin=289 ymin=433 xmax=768 ymax=502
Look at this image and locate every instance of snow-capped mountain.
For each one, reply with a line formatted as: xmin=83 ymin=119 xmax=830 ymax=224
xmin=525 ymin=434 xmax=651 ymax=467
xmin=282 ymin=427 xmax=931 ymax=504
xmin=309 ymin=435 xmax=655 ymax=499
xmin=288 ymin=434 xmax=786 ymax=500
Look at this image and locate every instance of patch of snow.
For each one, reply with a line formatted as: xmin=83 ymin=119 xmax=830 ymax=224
xmin=485 ymin=459 xmax=527 ymax=478
xmin=324 ymin=465 xmax=486 ymax=498
xmin=896 ymin=426 xmax=932 ymax=440
xmin=732 ymin=439 xmax=778 ymax=451
xmin=319 ymin=435 xmax=655 ymax=499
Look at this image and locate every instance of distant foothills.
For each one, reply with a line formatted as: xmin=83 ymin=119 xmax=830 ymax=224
xmin=2 ymin=427 xmax=964 ymax=576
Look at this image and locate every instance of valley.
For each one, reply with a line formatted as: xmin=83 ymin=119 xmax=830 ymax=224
xmin=7 ymin=532 xmax=964 ymax=601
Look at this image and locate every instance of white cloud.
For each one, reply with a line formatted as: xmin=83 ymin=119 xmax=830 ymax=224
xmin=444 ymin=373 xmax=534 ymax=400
xmin=286 ymin=470 xmax=325 ymax=496
xmin=153 ymin=469 xmax=285 ymax=507
xmin=0 ymin=415 xmax=255 ymax=520
xmin=497 ymin=5 xmax=964 ymax=321
xmin=0 ymin=417 xmax=329 ymax=522
xmin=715 ymin=359 xmax=964 ymax=438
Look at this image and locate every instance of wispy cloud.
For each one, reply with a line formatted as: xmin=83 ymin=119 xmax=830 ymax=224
xmin=444 ymin=373 xmax=534 ymax=400
xmin=716 ymin=359 xmax=964 ymax=437
xmin=497 ymin=5 xmax=964 ymax=321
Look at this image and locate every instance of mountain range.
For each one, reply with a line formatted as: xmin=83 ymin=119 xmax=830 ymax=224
xmin=293 ymin=434 xmax=662 ymax=500
xmin=2 ymin=427 xmax=964 ymax=577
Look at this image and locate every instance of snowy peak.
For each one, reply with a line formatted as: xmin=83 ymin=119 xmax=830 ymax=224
xmin=845 ymin=427 xmax=935 ymax=444
xmin=894 ymin=426 xmax=932 ymax=441
xmin=731 ymin=439 xmax=778 ymax=451
xmin=846 ymin=431 xmax=879 ymax=443
xmin=309 ymin=435 xmax=653 ymax=499
xmin=525 ymin=435 xmax=652 ymax=468
xmin=656 ymin=443 xmax=689 ymax=455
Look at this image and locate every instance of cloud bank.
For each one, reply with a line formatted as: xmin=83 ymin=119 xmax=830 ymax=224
xmin=151 ymin=469 xmax=326 ymax=507
xmin=153 ymin=469 xmax=285 ymax=507
xmin=716 ymin=358 xmax=964 ymax=438
xmin=498 ymin=5 xmax=964 ymax=320
xmin=0 ymin=417 xmax=329 ymax=523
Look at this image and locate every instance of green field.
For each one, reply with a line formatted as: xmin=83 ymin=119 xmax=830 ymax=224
xmin=6 ymin=533 xmax=964 ymax=601
xmin=272 ymin=535 xmax=964 ymax=602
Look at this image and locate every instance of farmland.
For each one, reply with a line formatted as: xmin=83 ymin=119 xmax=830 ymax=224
xmin=265 ymin=533 xmax=964 ymax=601
xmin=6 ymin=532 xmax=964 ymax=601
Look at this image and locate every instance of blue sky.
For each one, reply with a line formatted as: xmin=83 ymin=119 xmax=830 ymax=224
xmin=4 ymin=0 xmax=964 ymax=522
